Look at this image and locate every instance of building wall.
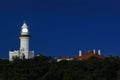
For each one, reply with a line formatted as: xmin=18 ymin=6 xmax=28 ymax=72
xmin=9 ymin=50 xmax=34 ymax=61
xmin=9 ymin=50 xmax=20 ymax=61
xmin=20 ymin=37 xmax=29 ymax=51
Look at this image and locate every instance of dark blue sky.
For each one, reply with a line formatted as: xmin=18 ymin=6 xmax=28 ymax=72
xmin=0 ymin=0 xmax=120 ymax=58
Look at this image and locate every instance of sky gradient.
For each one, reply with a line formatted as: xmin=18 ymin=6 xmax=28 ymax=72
xmin=0 ymin=0 xmax=120 ymax=58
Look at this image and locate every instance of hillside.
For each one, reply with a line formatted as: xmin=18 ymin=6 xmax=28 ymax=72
xmin=0 ymin=55 xmax=119 ymax=80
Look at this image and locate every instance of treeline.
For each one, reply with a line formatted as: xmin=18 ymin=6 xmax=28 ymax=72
xmin=0 ymin=55 xmax=120 ymax=80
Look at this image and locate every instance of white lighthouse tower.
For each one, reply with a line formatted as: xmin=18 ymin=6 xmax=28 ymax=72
xmin=9 ymin=22 xmax=34 ymax=61
xmin=20 ymin=23 xmax=30 ymax=59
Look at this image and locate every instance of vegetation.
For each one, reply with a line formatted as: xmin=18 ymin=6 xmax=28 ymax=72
xmin=0 ymin=55 xmax=119 ymax=80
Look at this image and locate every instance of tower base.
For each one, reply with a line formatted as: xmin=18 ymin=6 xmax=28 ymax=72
xmin=9 ymin=50 xmax=34 ymax=61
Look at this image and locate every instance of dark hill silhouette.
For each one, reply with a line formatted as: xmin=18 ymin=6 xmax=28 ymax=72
xmin=0 ymin=55 xmax=119 ymax=80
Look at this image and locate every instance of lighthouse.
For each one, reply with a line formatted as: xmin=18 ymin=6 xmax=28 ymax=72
xmin=9 ymin=22 xmax=34 ymax=61
xmin=19 ymin=23 xmax=30 ymax=59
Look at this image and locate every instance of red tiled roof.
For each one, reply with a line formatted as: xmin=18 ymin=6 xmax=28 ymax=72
xmin=58 ymin=51 xmax=105 ymax=60
xmin=76 ymin=51 xmax=105 ymax=59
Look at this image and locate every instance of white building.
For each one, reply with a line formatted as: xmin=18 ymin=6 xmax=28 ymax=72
xmin=9 ymin=22 xmax=34 ymax=61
